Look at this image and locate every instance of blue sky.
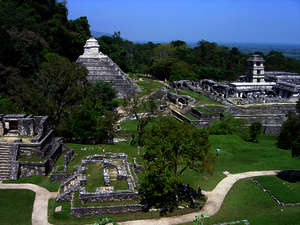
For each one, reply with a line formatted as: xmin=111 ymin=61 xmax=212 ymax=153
xmin=66 ymin=0 xmax=300 ymax=44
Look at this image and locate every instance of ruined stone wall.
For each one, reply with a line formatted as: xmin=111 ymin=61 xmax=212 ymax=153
xmin=14 ymin=142 xmax=62 ymax=178
xmin=227 ymin=104 xmax=296 ymax=134
xmin=18 ymin=130 xmax=54 ymax=158
xmin=71 ymin=203 xmax=143 ymax=217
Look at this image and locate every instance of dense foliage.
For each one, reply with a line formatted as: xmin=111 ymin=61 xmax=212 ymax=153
xmin=277 ymin=100 xmax=300 ymax=157
xmin=1 ymin=0 xmax=300 ymax=144
xmin=0 ymin=0 xmax=118 ymax=143
xmin=140 ymin=117 xmax=214 ymax=210
xmin=97 ymin=35 xmax=300 ymax=82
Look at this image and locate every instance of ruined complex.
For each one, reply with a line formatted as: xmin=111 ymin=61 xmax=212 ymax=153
xmin=168 ymin=55 xmax=300 ymax=134
xmin=197 ymin=55 xmax=300 ymax=105
xmin=56 ymin=153 xmax=142 ymax=217
xmin=77 ymin=37 xmax=140 ymax=98
xmin=0 ymin=114 xmax=62 ymax=180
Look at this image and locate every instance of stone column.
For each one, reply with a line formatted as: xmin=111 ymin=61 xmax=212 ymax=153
xmin=0 ymin=121 xmax=4 ymax=136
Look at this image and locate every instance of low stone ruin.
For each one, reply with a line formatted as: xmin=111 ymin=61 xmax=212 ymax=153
xmin=56 ymin=153 xmax=143 ymax=217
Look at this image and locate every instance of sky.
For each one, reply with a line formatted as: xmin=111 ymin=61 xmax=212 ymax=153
xmin=66 ymin=0 xmax=300 ymax=44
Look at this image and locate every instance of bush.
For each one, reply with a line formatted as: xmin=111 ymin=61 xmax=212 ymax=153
xmin=277 ymin=113 xmax=300 ymax=150
xmin=248 ymin=122 xmax=262 ymax=142
xmin=209 ymin=115 xmax=245 ymax=135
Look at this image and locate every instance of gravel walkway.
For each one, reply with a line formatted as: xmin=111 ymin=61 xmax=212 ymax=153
xmin=119 ymin=170 xmax=280 ymax=225
xmin=0 ymin=170 xmax=280 ymax=225
xmin=0 ymin=182 xmax=57 ymax=225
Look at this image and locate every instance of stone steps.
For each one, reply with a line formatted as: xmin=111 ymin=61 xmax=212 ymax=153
xmin=0 ymin=144 xmax=12 ymax=180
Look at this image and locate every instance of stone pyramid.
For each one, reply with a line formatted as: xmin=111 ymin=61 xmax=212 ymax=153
xmin=76 ymin=37 xmax=140 ymax=98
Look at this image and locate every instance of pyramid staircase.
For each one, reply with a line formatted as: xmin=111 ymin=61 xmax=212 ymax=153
xmin=0 ymin=144 xmax=12 ymax=180
xmin=78 ymin=57 xmax=139 ymax=97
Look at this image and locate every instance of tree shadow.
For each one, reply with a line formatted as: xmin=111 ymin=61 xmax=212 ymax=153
xmin=276 ymin=170 xmax=300 ymax=183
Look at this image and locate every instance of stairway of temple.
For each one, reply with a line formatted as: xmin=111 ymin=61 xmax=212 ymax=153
xmin=77 ymin=37 xmax=139 ymax=98
xmin=0 ymin=143 xmax=12 ymax=180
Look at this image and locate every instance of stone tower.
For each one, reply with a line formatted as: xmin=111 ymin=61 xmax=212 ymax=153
xmin=246 ymin=55 xmax=265 ymax=83
xmin=76 ymin=37 xmax=140 ymax=98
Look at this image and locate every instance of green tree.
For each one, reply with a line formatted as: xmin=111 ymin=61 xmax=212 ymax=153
xmin=0 ymin=96 xmax=24 ymax=114
xmin=209 ymin=115 xmax=245 ymax=135
xmin=61 ymin=81 xmax=118 ymax=143
xmin=140 ymin=117 xmax=214 ymax=210
xmin=296 ymin=98 xmax=300 ymax=114
xmin=277 ymin=112 xmax=300 ymax=150
xmin=17 ymin=54 xmax=88 ymax=127
xmin=248 ymin=122 xmax=262 ymax=142
xmin=291 ymin=136 xmax=300 ymax=158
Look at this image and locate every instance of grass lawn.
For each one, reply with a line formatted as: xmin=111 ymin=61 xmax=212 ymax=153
xmin=180 ymin=178 xmax=300 ymax=225
xmin=119 ymin=119 xmax=138 ymax=134
xmin=182 ymin=135 xmax=300 ymax=190
xmin=137 ymin=78 xmax=165 ymax=97
xmin=0 ymin=189 xmax=35 ymax=225
xmin=255 ymin=176 xmax=300 ymax=203
xmin=55 ymin=141 xmax=141 ymax=172
xmin=117 ymin=117 xmax=163 ymax=138
xmin=3 ymin=175 xmax=60 ymax=192
xmin=170 ymin=89 xmax=224 ymax=106
xmin=84 ymin=163 xmax=104 ymax=192
xmin=184 ymin=113 xmax=199 ymax=121
xmin=110 ymin=179 xmax=129 ymax=190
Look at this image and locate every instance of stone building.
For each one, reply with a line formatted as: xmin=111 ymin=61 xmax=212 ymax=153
xmin=0 ymin=114 xmax=62 ymax=180
xmin=76 ymin=37 xmax=140 ymax=98
xmin=199 ymin=55 xmax=300 ymax=104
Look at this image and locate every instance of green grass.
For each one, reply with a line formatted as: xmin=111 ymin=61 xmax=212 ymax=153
xmin=110 ymin=179 xmax=129 ymax=190
xmin=118 ymin=117 xmax=163 ymax=137
xmin=255 ymin=176 xmax=300 ymax=203
xmin=180 ymin=178 xmax=300 ymax=225
xmin=182 ymin=135 xmax=300 ymax=191
xmin=4 ymin=175 xmax=60 ymax=192
xmin=184 ymin=113 xmax=199 ymax=121
xmin=0 ymin=189 xmax=35 ymax=225
xmin=137 ymin=78 xmax=165 ymax=97
xmin=84 ymin=163 xmax=104 ymax=192
xmin=62 ymin=141 xmax=141 ymax=171
xmin=120 ymin=119 xmax=138 ymax=133
xmin=18 ymin=156 xmax=45 ymax=162
xmin=170 ymin=89 xmax=223 ymax=106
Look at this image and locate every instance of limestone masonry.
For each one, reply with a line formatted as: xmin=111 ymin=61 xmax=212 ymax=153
xmin=0 ymin=114 xmax=62 ymax=180
xmin=76 ymin=37 xmax=140 ymax=98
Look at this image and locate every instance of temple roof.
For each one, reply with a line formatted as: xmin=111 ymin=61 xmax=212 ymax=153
xmin=84 ymin=37 xmax=100 ymax=48
xmin=247 ymin=55 xmax=265 ymax=62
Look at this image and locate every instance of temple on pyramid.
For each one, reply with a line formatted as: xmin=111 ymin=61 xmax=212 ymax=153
xmin=76 ymin=37 xmax=140 ymax=98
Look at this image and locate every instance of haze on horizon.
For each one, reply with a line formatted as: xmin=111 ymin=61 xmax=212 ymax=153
xmin=67 ymin=0 xmax=300 ymax=44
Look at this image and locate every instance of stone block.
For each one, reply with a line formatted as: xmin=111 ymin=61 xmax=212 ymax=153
xmin=0 ymin=121 xmax=4 ymax=136
xmin=55 ymin=206 xmax=62 ymax=212
xmin=18 ymin=118 xmax=34 ymax=136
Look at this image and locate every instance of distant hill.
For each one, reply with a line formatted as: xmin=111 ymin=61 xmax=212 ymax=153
xmin=91 ymin=30 xmax=112 ymax=38
xmin=220 ymin=42 xmax=300 ymax=60
xmin=187 ymin=42 xmax=300 ymax=60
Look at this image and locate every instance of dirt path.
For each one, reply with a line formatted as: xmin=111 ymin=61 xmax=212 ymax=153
xmin=0 ymin=182 xmax=57 ymax=225
xmin=0 ymin=170 xmax=280 ymax=225
xmin=119 ymin=170 xmax=280 ymax=225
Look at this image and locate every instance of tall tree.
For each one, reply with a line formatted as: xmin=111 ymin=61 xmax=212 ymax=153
xmin=15 ymin=54 xmax=88 ymax=127
xmin=140 ymin=117 xmax=214 ymax=210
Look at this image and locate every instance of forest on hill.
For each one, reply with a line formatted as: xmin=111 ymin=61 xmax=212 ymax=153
xmin=1 ymin=0 xmax=300 ymax=141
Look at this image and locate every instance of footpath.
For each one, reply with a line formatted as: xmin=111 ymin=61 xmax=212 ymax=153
xmin=119 ymin=170 xmax=280 ymax=225
xmin=0 ymin=182 xmax=57 ymax=225
xmin=0 ymin=170 xmax=280 ymax=225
